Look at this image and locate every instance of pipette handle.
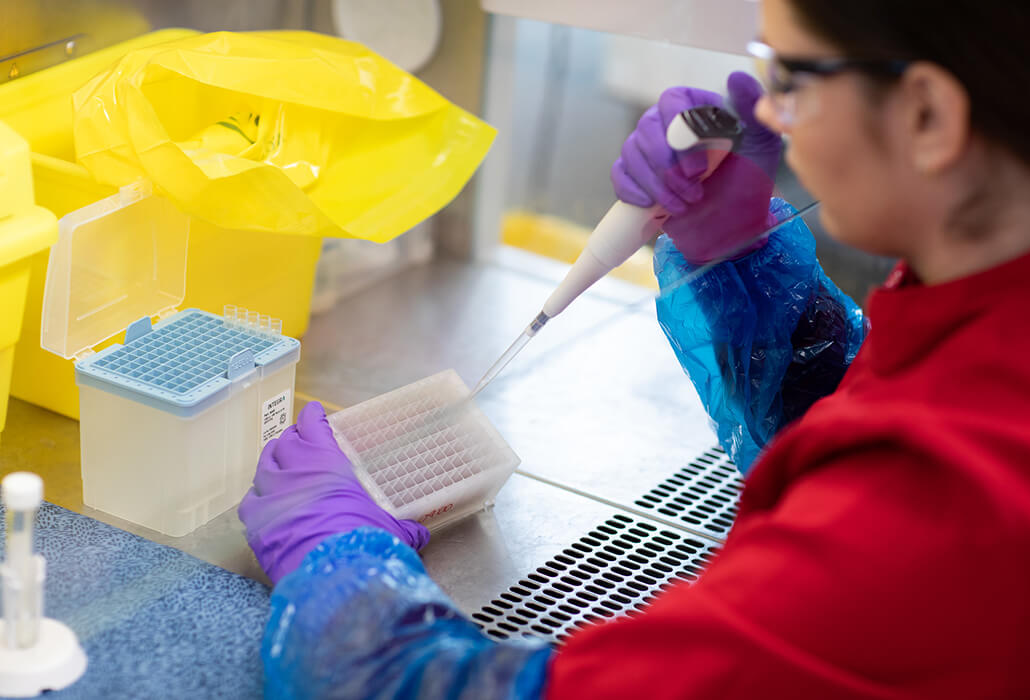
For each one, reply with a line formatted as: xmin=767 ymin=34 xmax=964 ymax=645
xmin=540 ymin=105 xmax=742 ymax=321
xmin=541 ymin=202 xmax=665 ymax=318
xmin=467 ymin=106 xmax=745 ymax=398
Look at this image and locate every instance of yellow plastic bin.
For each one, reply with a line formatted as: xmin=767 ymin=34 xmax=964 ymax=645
xmin=0 ymin=122 xmax=59 ymax=441
xmin=0 ymin=30 xmax=322 ymax=420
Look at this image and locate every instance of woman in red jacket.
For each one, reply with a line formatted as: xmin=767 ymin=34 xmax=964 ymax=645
xmin=239 ymin=0 xmax=1030 ymax=696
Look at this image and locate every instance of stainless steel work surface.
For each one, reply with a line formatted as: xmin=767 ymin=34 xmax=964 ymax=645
xmin=300 ymin=248 xmax=720 ymax=514
xmin=421 ymin=472 xmax=635 ymax=615
xmin=424 ymin=471 xmax=729 ymax=645
xmin=1 ymin=249 xmax=733 ymax=618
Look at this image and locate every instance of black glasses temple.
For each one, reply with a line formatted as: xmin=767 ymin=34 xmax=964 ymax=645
xmin=779 ymin=56 xmax=909 ymax=77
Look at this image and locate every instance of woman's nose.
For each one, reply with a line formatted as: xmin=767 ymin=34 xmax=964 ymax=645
xmin=754 ymin=94 xmax=787 ymax=134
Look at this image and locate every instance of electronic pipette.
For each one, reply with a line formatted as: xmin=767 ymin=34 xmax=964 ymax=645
xmin=471 ymin=105 xmax=746 ymax=397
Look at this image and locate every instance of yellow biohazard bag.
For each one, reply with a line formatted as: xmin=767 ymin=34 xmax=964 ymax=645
xmin=72 ymin=31 xmax=495 ymax=242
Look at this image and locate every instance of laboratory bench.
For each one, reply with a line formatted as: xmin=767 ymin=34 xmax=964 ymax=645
xmin=0 ymin=247 xmax=740 ymax=694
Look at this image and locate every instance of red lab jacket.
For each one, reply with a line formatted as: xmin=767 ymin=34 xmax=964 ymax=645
xmin=548 ymin=253 xmax=1030 ymax=699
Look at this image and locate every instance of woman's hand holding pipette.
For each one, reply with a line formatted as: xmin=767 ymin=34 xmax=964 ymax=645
xmin=612 ymin=72 xmax=783 ymax=263
xmin=239 ymin=402 xmax=430 ymax=585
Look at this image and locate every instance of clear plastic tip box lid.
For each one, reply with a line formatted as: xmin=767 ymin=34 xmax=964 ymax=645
xmin=38 ymin=181 xmax=299 ymax=415
xmin=328 ymin=370 xmax=520 ymax=531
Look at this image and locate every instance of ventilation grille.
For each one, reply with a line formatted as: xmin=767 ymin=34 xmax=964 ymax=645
xmin=472 ymin=513 xmax=722 ymax=644
xmin=633 ymin=448 xmax=742 ymax=536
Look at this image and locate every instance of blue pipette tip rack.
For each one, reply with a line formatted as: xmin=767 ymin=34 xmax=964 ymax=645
xmin=76 ymin=308 xmax=300 ymax=417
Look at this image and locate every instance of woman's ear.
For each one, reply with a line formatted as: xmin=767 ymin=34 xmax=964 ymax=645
xmin=898 ymin=61 xmax=971 ymax=174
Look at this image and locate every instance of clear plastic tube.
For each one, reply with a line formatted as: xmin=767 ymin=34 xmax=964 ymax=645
xmin=4 ymin=509 xmax=38 ymax=648
xmin=2 ymin=473 xmax=43 ymax=649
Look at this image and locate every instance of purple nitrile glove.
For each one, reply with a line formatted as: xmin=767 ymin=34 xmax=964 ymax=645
xmin=611 ymin=71 xmax=784 ymax=264
xmin=239 ymin=401 xmax=430 ymax=584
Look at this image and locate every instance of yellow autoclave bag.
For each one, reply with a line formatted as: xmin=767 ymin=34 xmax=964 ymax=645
xmin=72 ymin=31 xmax=495 ymax=242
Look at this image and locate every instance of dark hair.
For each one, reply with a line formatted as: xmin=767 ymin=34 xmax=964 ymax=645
xmin=786 ymin=1 xmax=1030 ymax=167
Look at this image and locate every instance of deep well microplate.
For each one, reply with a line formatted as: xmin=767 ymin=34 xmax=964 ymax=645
xmin=328 ymin=370 xmax=520 ymax=531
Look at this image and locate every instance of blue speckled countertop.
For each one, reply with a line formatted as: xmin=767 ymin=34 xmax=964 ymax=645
xmin=0 ymin=503 xmax=270 ymax=698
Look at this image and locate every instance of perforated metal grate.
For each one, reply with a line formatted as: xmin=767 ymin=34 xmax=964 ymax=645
xmin=472 ymin=513 xmax=722 ymax=644
xmin=633 ymin=448 xmax=742 ymax=536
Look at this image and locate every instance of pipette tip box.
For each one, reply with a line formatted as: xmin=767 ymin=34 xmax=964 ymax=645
xmin=40 ymin=183 xmax=300 ymax=536
xmin=328 ymin=370 xmax=520 ymax=531
xmin=75 ymin=309 xmax=299 ymax=537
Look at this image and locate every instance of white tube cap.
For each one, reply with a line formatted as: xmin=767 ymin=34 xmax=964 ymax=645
xmin=1 ymin=473 xmax=43 ymax=512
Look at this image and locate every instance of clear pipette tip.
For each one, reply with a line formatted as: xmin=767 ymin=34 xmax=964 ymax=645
xmin=470 ymin=312 xmax=550 ymax=398
xmin=467 ymin=199 xmax=820 ymax=401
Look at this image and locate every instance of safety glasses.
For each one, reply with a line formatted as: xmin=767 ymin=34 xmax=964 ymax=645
xmin=746 ymin=40 xmax=909 ymax=96
xmin=746 ymin=40 xmax=908 ymax=127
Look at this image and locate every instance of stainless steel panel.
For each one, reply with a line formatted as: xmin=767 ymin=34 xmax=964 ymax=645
xmin=3 ymin=254 xmax=732 ymax=612
xmin=298 ymin=250 xmax=719 ymax=516
xmin=479 ymin=0 xmax=757 ymax=54
xmin=0 ymin=0 xmax=149 ymax=82
xmin=421 ymin=473 xmax=636 ymax=614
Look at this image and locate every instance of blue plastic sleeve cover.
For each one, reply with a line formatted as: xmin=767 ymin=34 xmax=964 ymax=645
xmin=263 ymin=527 xmax=554 ymax=699
xmin=654 ymin=198 xmax=867 ymax=474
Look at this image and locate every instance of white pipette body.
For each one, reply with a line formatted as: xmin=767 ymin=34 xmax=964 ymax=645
xmin=535 ymin=107 xmax=739 ymax=329
xmin=541 ymin=201 xmax=666 ymax=319
xmin=471 ymin=105 xmax=745 ymax=397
